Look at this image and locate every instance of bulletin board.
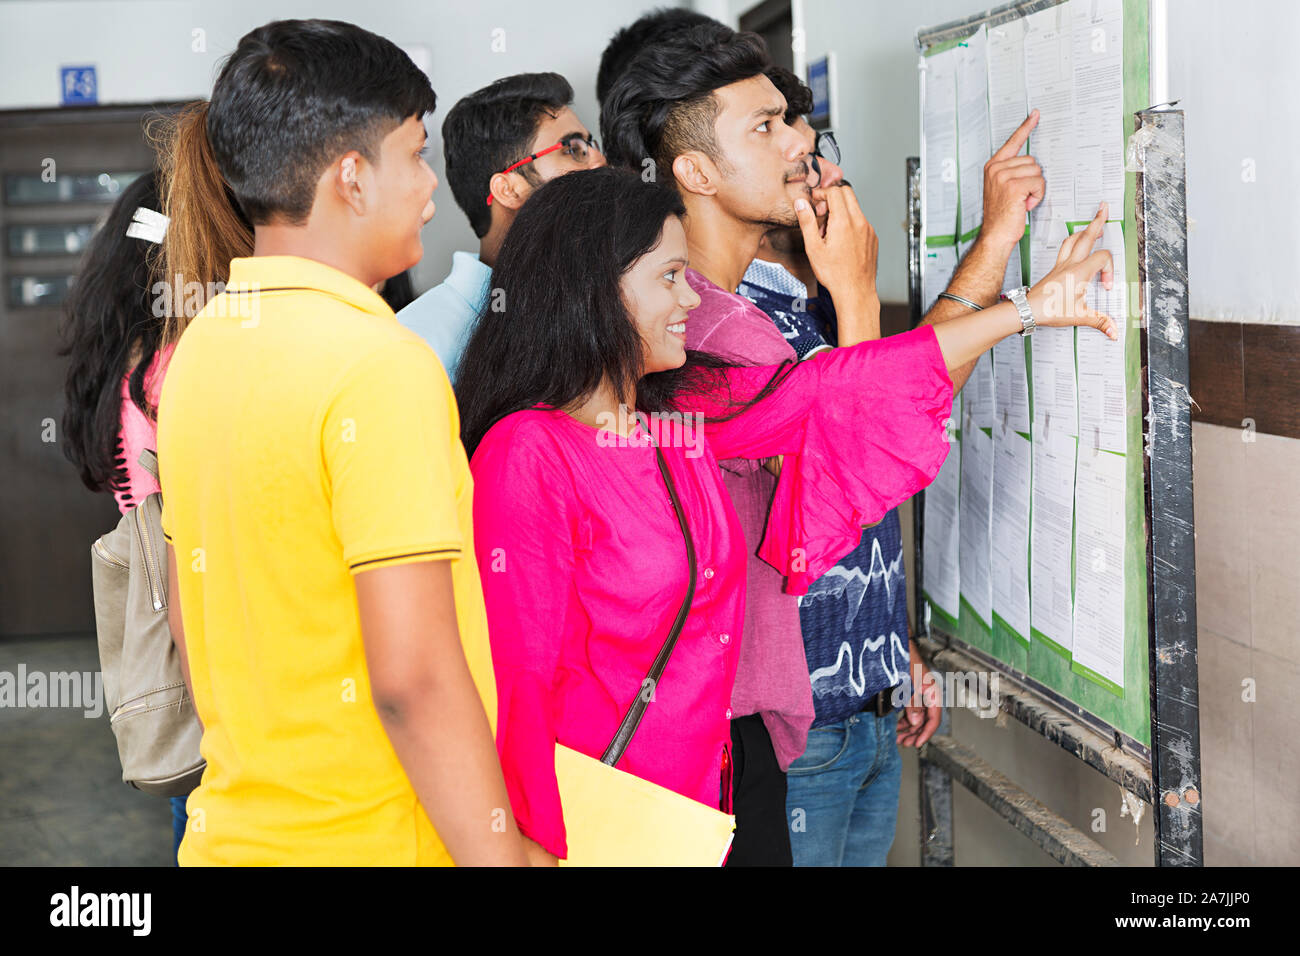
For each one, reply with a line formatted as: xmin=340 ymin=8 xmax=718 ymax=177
xmin=916 ymin=0 xmax=1151 ymax=750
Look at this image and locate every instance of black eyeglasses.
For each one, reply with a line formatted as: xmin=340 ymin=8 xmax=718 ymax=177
xmin=813 ymin=131 xmax=841 ymax=165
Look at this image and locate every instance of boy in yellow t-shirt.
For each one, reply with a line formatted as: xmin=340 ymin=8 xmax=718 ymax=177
xmin=156 ymin=18 xmax=527 ymax=866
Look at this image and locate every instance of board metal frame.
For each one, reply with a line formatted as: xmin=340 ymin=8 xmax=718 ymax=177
xmin=907 ymin=0 xmax=1201 ymax=867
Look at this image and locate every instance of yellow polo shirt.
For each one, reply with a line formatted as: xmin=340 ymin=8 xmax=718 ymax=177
xmin=158 ymin=255 xmax=496 ymax=866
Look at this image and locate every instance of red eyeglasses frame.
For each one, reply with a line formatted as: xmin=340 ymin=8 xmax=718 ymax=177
xmin=485 ymin=142 xmax=565 ymax=206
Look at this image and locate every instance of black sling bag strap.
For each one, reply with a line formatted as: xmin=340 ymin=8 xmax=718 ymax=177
xmin=600 ymin=434 xmax=698 ymax=766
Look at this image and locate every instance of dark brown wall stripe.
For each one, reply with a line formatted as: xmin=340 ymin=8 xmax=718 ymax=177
xmin=884 ymin=305 xmax=1299 ymax=442
xmin=1190 ymin=319 xmax=1300 ymax=440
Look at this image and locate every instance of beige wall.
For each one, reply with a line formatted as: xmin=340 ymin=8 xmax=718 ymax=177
xmin=886 ymin=422 xmax=1300 ymax=866
xmin=713 ymin=0 xmax=1299 ymax=867
xmin=1187 ymin=423 xmax=1300 ymax=865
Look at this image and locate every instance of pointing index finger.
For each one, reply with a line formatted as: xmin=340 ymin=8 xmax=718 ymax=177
xmin=992 ymin=109 xmax=1039 ymax=162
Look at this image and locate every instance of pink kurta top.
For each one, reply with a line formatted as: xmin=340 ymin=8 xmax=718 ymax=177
xmin=115 ymin=344 xmax=174 ymax=513
xmin=471 ymin=325 xmax=953 ymax=859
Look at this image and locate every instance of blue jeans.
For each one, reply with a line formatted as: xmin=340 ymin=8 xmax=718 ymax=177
xmin=785 ymin=710 xmax=902 ymax=866
xmin=170 ymin=795 xmax=187 ymax=866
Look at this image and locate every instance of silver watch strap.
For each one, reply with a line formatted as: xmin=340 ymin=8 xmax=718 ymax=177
xmin=1003 ymin=286 xmax=1035 ymax=336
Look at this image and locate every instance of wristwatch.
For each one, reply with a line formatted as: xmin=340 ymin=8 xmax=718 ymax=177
xmin=1001 ymin=285 xmax=1036 ymax=336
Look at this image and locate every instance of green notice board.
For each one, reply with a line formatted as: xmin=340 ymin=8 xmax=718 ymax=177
xmin=918 ymin=0 xmax=1151 ymax=747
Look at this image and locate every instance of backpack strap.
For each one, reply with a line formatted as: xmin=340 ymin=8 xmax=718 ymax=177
xmin=137 ymin=448 xmax=160 ymax=483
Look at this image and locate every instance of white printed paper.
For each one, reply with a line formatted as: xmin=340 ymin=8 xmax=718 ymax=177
xmin=1028 ymin=217 xmax=1077 ymax=440
xmin=922 ymin=432 xmax=962 ymax=624
xmin=957 ymin=26 xmax=992 ymax=238
xmin=992 ymin=334 xmax=1031 ymax=435
xmin=958 ymin=424 xmax=994 ymax=628
xmin=1071 ymin=0 xmax=1125 ymax=216
xmin=991 ymin=428 xmax=1032 ymax=641
xmin=1076 ymin=221 xmax=1128 ymax=453
xmin=1073 ymin=445 xmax=1126 ymax=688
xmin=1002 ymin=242 xmax=1024 ymax=292
xmin=987 ymin=15 xmax=1028 ymax=295
xmin=1029 ymin=210 xmax=1067 ymax=285
xmin=987 ymin=17 xmax=1029 ymax=151
xmin=922 ymin=244 xmax=958 ymax=316
xmin=1032 ymin=326 xmax=1078 ymax=441
xmin=923 ymin=47 xmax=960 ymax=239
xmin=1030 ymin=428 xmax=1076 ymax=653
xmin=966 ymin=350 xmax=996 ymax=430
xmin=1024 ymin=2 xmax=1075 ymax=224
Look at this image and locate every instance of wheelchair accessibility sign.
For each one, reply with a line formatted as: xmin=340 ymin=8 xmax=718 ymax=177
xmin=61 ymin=66 xmax=98 ymax=105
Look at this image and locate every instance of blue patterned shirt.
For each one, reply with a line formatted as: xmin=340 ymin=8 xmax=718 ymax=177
xmin=738 ymin=259 xmax=912 ymax=727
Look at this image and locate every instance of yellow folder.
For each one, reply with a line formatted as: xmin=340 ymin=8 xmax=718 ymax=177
xmin=555 ymin=744 xmax=736 ymax=867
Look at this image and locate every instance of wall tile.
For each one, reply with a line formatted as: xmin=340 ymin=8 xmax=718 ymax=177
xmin=1244 ymin=432 xmax=1300 ymax=662
xmin=1196 ymin=627 xmax=1256 ymax=864
xmin=1192 ymin=423 xmax=1251 ymax=646
xmin=1249 ymin=648 xmax=1300 ymax=865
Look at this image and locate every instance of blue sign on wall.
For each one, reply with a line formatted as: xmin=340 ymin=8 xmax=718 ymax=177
xmin=807 ymin=55 xmax=833 ymax=130
xmin=60 ymin=66 xmax=98 ymax=105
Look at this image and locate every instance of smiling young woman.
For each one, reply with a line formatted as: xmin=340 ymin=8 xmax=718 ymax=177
xmin=456 ymin=167 xmax=958 ymax=864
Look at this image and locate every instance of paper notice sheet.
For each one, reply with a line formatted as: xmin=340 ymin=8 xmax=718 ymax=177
xmin=993 ymin=335 xmax=1031 ymax=435
xmin=1030 ymin=427 xmax=1076 ymax=655
xmin=1072 ymin=445 xmax=1126 ymax=692
xmin=967 ymin=350 xmax=996 ymax=431
xmin=922 ymin=244 xmax=958 ymax=316
xmin=1071 ymin=0 xmax=1125 ymax=216
xmin=923 ymin=47 xmax=959 ymax=239
xmin=1024 ymin=2 xmax=1075 ymax=224
xmin=959 ymin=423 xmax=994 ymax=628
xmin=922 ymin=434 xmax=962 ymax=625
xmin=987 ymin=16 xmax=1028 ymax=150
xmin=957 ymin=26 xmax=991 ymax=238
xmin=1076 ymin=221 xmax=1128 ymax=453
xmin=987 ymin=15 xmax=1028 ymax=291
xmin=991 ymin=427 xmax=1032 ymax=643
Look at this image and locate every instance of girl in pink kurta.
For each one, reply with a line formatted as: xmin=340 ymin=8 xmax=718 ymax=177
xmin=459 ymin=169 xmax=950 ymax=861
xmin=458 ymin=169 xmax=1116 ymax=861
xmin=470 ymin=335 xmax=951 ymax=859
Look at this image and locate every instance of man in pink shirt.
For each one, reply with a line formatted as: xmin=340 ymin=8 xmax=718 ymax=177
xmin=603 ymin=23 xmax=886 ymax=864
xmin=602 ymin=16 xmax=1046 ymax=863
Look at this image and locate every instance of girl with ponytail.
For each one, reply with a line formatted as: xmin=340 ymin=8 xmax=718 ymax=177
xmin=151 ymin=100 xmax=254 ymax=344
xmin=60 ymin=101 xmax=254 ymax=862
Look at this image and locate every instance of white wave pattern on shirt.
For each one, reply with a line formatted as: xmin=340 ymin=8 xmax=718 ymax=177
xmin=807 ymin=631 xmax=909 ymax=700
xmin=799 ymin=539 xmax=908 ymax=700
xmin=797 ymin=538 xmax=904 ymax=629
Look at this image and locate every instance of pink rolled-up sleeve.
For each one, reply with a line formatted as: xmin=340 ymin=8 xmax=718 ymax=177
xmin=470 ymin=419 xmax=576 ymax=859
xmin=699 ymin=325 xmax=954 ymax=594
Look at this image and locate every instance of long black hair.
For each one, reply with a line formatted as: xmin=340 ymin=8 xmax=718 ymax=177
xmin=59 ymin=169 xmax=165 ymax=495
xmin=455 ymin=166 xmax=793 ymax=458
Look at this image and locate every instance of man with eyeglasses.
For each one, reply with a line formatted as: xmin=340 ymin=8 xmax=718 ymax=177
xmin=398 ymin=72 xmax=605 ymax=379
xmin=602 ymin=23 xmax=888 ymax=867
xmin=732 ymin=67 xmax=943 ymax=868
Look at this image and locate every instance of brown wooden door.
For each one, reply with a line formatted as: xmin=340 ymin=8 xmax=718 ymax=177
xmin=0 ymin=104 xmax=180 ymax=637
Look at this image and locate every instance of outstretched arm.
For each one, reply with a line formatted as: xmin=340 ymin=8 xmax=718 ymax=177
xmin=919 ymin=110 xmax=1046 ymax=391
xmin=929 ymin=201 xmax=1116 ymax=373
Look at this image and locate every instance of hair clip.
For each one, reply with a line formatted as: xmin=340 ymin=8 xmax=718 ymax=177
xmin=125 ymin=207 xmax=169 ymax=244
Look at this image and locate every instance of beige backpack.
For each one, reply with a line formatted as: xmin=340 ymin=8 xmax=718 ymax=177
xmin=91 ymin=448 xmax=204 ymax=797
